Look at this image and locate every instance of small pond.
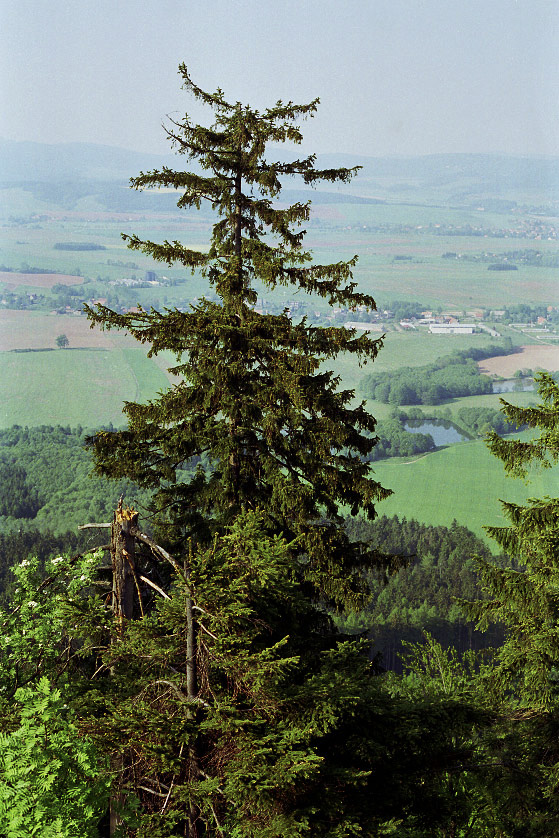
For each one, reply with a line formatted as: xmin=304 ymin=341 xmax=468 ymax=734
xmin=404 ymin=420 xmax=468 ymax=446
xmin=492 ymin=379 xmax=534 ymax=394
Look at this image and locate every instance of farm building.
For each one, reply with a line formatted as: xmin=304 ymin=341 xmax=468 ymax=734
xmin=343 ymin=321 xmax=384 ymax=332
xmin=429 ymin=323 xmax=475 ymax=335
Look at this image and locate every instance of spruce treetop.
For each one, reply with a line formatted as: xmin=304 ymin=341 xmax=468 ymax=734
xmin=122 ymin=64 xmax=373 ymax=311
xmin=86 ymin=66 xmax=391 ymax=610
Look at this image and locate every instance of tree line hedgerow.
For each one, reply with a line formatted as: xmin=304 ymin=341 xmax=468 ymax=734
xmin=360 ymin=343 xmax=515 ymax=406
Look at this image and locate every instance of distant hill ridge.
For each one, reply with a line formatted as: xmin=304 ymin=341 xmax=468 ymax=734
xmin=1 ymin=139 xmax=558 ymax=204
xmin=0 ymin=139 xmax=180 ymax=183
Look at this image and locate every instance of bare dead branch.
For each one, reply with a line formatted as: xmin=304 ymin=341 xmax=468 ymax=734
xmin=130 ymin=527 xmax=186 ymax=578
xmin=78 ymin=522 xmax=112 ymax=530
xmin=153 ymin=679 xmax=210 ymax=708
xmin=139 ymin=575 xmax=171 ymax=600
xmin=198 ymin=622 xmax=219 ymax=641
xmin=124 ymin=552 xmax=145 ymax=618
xmin=137 ymin=785 xmax=169 ymax=799
xmin=160 ymin=743 xmax=184 ymax=814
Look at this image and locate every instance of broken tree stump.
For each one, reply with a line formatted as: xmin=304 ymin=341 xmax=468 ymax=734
xmin=111 ymin=499 xmax=139 ymax=628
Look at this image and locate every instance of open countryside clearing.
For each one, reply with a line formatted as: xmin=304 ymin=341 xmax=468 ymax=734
xmin=370 ymin=436 xmax=559 ymax=543
xmin=0 ymin=310 xmax=135 ymax=351
xmin=0 ymin=345 xmax=170 ymax=427
xmin=0 ymin=272 xmax=83 ymax=288
xmin=478 ymin=344 xmax=559 ymax=376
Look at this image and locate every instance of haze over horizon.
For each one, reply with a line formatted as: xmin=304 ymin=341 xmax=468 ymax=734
xmin=1 ymin=0 xmax=558 ymax=160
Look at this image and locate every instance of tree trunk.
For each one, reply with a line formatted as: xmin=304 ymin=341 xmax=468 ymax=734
xmin=109 ymin=500 xmax=139 ymax=836
xmin=111 ymin=499 xmax=139 ymax=627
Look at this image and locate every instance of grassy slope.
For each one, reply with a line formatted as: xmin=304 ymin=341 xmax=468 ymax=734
xmin=369 ymin=436 xmax=557 ymax=544
xmin=0 ymin=347 xmax=170 ymax=427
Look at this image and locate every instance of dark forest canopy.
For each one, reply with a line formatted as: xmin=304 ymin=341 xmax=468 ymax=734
xmin=0 ymin=425 xmax=152 ymax=535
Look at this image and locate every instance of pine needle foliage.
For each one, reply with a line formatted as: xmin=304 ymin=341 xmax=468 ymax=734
xmin=85 ymin=65 xmax=390 ymax=611
xmin=486 ymin=371 xmax=559 ymax=479
xmin=466 ymin=373 xmax=559 ymax=710
xmin=67 ymin=512 xmax=484 ymax=838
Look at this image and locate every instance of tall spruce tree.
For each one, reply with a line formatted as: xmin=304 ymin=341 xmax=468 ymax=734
xmin=85 ymin=65 xmax=391 ymax=610
xmin=78 ymin=69 xmax=482 ymax=836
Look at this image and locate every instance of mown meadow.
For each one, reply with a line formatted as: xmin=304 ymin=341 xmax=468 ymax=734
xmin=369 ymin=432 xmax=557 ymax=542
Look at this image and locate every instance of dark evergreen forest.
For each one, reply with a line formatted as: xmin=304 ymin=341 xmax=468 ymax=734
xmin=0 ymin=427 xmax=502 ymax=656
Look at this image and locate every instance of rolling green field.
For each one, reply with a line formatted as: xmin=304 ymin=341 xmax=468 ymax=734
xmin=306 ymin=220 xmax=559 ymax=308
xmin=3 ymin=191 xmax=559 ymax=309
xmin=1 ymin=212 xmax=212 ymax=290
xmin=368 ymin=436 xmax=557 ymax=544
xmin=2 ymin=178 xmax=558 ymax=539
xmin=0 ymin=346 xmax=169 ymax=427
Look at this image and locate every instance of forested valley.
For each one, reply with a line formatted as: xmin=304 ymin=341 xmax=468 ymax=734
xmin=0 ymin=423 xmax=502 ymax=656
xmin=1 ymin=69 xmax=559 ymax=838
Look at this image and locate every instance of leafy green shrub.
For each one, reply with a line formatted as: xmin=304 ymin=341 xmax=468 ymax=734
xmin=0 ymin=678 xmax=110 ymax=838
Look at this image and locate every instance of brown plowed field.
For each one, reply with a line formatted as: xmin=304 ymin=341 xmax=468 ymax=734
xmin=0 ymin=310 xmax=134 ymax=351
xmin=478 ymin=344 xmax=559 ymax=376
xmin=0 ymin=272 xmax=83 ymax=288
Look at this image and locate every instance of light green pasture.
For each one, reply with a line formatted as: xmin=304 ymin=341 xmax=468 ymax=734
xmin=369 ymin=437 xmax=558 ymax=544
xmin=0 ymin=347 xmax=169 ymax=428
xmin=1 ymin=213 xmax=211 ymax=286
xmin=4 ymin=200 xmax=558 ymax=310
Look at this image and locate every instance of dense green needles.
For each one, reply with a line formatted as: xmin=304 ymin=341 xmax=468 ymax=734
xmin=85 ymin=64 xmax=391 ymax=611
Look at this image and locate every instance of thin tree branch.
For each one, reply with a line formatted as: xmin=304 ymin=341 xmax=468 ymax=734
xmin=153 ymin=679 xmax=211 ymax=708
xmin=139 ymin=575 xmax=171 ymax=600
xmin=160 ymin=743 xmax=184 ymax=813
xmin=137 ymin=785 xmax=169 ymax=799
xmin=197 ymin=622 xmax=219 ymax=641
xmin=78 ymin=522 xmax=112 ymax=529
xmin=124 ymin=552 xmax=145 ymax=618
xmin=129 ymin=527 xmax=186 ymax=578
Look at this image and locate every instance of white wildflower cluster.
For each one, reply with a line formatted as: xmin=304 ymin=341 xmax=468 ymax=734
xmin=19 ymin=560 xmax=30 ymax=568
xmin=27 ymin=601 xmax=38 ymax=609
xmin=51 ymin=556 xmax=64 ymax=565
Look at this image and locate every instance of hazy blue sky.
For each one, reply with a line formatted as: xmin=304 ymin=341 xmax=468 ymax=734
xmin=1 ymin=0 xmax=558 ymax=157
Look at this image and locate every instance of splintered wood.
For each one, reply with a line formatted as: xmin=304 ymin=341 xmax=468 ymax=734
xmin=111 ymin=500 xmax=139 ymax=628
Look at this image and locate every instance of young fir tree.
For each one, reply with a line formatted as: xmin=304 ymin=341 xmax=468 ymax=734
xmin=85 ymin=65 xmax=391 ymax=612
xmin=89 ymin=513 xmax=487 ymax=838
xmin=463 ymin=372 xmax=559 ymax=834
xmin=466 ymin=372 xmax=559 ymax=710
xmin=0 ymin=516 xmax=485 ymax=837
